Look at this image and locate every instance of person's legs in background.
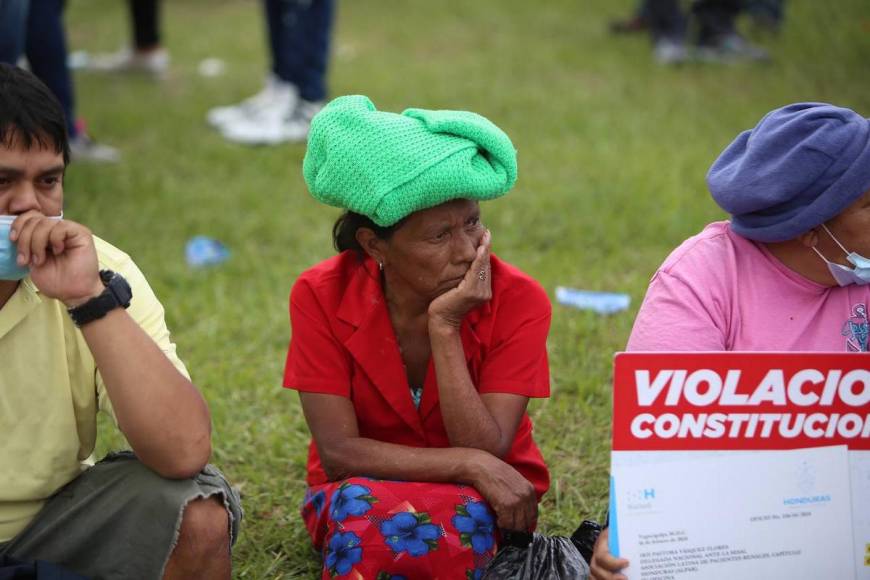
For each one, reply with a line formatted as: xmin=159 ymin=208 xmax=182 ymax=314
xmin=0 ymin=0 xmax=30 ymax=65
xmin=215 ymin=0 xmax=336 ymax=145
xmin=646 ymin=0 xmax=689 ymax=64
xmin=293 ymin=0 xmax=334 ymax=123
xmin=26 ymin=0 xmax=120 ymax=162
xmin=204 ymin=0 xmax=298 ymax=134
xmin=263 ymin=0 xmax=334 ymax=139
xmin=692 ymin=0 xmax=769 ymax=61
xmin=130 ymin=0 xmax=160 ymax=51
xmin=86 ymin=0 xmax=169 ymax=77
xmin=25 ymin=0 xmax=75 ymax=138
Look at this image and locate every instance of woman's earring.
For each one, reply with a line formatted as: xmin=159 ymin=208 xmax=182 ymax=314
xmin=378 ymin=261 xmax=384 ymax=271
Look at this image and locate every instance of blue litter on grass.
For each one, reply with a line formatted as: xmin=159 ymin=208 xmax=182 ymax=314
xmin=555 ymin=286 xmax=630 ymax=315
xmin=185 ymin=236 xmax=230 ymax=267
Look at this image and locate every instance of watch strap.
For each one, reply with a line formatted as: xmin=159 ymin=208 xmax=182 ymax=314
xmin=68 ymin=270 xmax=132 ymax=327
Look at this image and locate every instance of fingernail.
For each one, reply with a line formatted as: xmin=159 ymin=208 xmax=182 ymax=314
xmin=17 ymin=254 xmax=25 ymax=266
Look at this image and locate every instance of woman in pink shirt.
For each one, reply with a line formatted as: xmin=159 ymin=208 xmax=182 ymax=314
xmin=592 ymin=102 xmax=870 ymax=580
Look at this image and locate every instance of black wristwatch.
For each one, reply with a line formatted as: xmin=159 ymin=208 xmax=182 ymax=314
xmin=68 ymin=269 xmax=132 ymax=327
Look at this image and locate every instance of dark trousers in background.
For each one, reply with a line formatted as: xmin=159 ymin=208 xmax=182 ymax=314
xmin=647 ymin=0 xmax=742 ymax=44
xmin=264 ymin=0 xmax=335 ymax=102
xmin=129 ymin=0 xmax=160 ymax=49
xmin=692 ymin=0 xmax=741 ymax=43
xmin=25 ymin=0 xmax=77 ymax=137
xmin=647 ymin=0 xmax=688 ymax=41
xmin=0 ymin=0 xmax=29 ymax=64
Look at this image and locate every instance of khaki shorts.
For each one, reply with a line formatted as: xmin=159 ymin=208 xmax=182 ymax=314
xmin=0 ymin=452 xmax=242 ymax=580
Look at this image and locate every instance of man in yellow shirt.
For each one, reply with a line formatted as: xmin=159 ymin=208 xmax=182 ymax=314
xmin=0 ymin=64 xmax=241 ymax=578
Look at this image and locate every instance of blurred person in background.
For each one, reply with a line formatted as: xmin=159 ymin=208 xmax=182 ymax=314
xmin=590 ymin=103 xmax=870 ymax=579
xmin=0 ymin=0 xmax=120 ymax=162
xmin=207 ymin=0 xmax=335 ymax=145
xmin=83 ymin=0 xmax=170 ymax=78
xmin=285 ymin=96 xmax=551 ymax=578
xmin=0 ymin=0 xmax=29 ymax=66
xmin=0 ymin=64 xmax=242 ymax=579
xmin=609 ymin=0 xmax=782 ymax=64
xmin=648 ymin=0 xmax=771 ymax=64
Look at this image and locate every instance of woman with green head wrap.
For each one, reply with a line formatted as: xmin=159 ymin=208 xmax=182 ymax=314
xmin=284 ymin=96 xmax=552 ymax=578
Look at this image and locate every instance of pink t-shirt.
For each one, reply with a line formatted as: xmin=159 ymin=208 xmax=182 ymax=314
xmin=627 ymin=221 xmax=869 ymax=353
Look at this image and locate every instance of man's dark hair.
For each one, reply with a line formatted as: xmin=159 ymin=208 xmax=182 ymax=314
xmin=0 ymin=63 xmax=70 ymax=164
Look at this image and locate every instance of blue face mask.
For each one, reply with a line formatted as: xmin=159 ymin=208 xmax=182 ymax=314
xmin=812 ymin=224 xmax=870 ymax=287
xmin=0 ymin=213 xmax=64 ymax=281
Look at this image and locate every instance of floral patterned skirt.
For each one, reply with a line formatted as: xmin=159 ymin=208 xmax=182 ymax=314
xmin=302 ymin=477 xmax=498 ymax=579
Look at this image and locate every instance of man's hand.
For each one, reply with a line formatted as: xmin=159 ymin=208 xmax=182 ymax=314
xmin=466 ymin=449 xmax=537 ymax=532
xmin=590 ymin=528 xmax=630 ymax=580
xmin=10 ymin=212 xmax=102 ymax=307
xmin=428 ymin=229 xmax=492 ymax=330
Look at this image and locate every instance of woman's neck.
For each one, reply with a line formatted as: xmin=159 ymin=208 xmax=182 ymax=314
xmin=763 ymin=240 xmax=836 ymax=286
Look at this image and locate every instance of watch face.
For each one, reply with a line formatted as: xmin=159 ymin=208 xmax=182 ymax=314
xmin=107 ymin=272 xmax=133 ymax=307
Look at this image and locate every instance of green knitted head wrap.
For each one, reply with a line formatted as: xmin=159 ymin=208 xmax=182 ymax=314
xmin=303 ymin=95 xmax=517 ymax=227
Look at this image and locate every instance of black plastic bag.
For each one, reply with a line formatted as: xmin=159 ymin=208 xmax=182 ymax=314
xmin=483 ymin=530 xmax=591 ymax=579
xmin=570 ymin=520 xmax=603 ymax=565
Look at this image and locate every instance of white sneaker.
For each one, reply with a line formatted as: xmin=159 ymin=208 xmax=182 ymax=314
xmin=653 ymin=38 xmax=689 ymax=65
xmin=206 ymin=77 xmax=299 ymax=129
xmin=69 ymin=133 xmax=121 ymax=164
xmin=219 ymin=99 xmax=324 ymax=146
xmin=86 ymin=47 xmax=170 ymax=78
xmin=695 ymin=33 xmax=770 ymax=63
xmin=287 ymin=99 xmax=325 ymax=139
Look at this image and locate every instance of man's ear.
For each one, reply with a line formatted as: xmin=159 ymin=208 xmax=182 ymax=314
xmin=797 ymin=227 xmax=820 ymax=249
xmin=355 ymin=227 xmax=387 ymax=265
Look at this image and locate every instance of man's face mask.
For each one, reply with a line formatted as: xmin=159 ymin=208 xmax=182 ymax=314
xmin=0 ymin=213 xmax=64 ymax=281
xmin=811 ymin=224 xmax=870 ymax=287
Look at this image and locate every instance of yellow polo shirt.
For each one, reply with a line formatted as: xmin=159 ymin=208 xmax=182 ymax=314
xmin=0 ymin=237 xmax=189 ymax=541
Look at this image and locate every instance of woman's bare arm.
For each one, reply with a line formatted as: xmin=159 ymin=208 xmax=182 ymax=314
xmin=299 ymin=391 xmax=537 ymax=530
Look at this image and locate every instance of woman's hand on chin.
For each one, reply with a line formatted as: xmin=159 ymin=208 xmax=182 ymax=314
xmin=428 ymin=229 xmax=492 ymax=330
xmin=465 ymin=449 xmax=537 ymax=532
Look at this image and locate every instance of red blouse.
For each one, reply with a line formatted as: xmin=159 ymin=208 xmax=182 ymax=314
xmin=283 ymin=251 xmax=551 ymax=498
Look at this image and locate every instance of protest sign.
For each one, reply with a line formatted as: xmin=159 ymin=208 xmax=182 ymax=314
xmin=610 ymin=352 xmax=869 ymax=580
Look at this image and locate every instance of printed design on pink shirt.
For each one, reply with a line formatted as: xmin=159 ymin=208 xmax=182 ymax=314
xmin=841 ymin=303 xmax=868 ymax=352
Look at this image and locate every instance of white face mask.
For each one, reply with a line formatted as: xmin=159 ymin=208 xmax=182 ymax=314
xmin=811 ymin=223 xmax=870 ymax=287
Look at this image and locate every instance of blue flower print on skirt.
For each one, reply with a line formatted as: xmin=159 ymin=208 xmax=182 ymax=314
xmin=311 ymin=490 xmax=326 ymax=516
xmin=379 ymin=511 xmax=442 ymax=557
xmin=303 ymin=480 xmax=499 ymax=577
xmin=452 ymin=500 xmax=496 ymax=554
xmin=326 ymin=530 xmax=363 ymax=577
xmin=330 ymin=482 xmax=377 ymax=522
xmin=466 ymin=568 xmax=485 ymax=580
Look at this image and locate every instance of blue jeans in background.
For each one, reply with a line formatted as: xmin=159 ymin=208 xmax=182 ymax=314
xmin=263 ymin=0 xmax=335 ymax=102
xmin=0 ymin=0 xmax=29 ymax=65
xmin=26 ymin=0 xmax=77 ymax=137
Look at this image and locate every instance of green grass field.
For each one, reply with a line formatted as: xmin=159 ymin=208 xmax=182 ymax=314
xmin=62 ymin=0 xmax=870 ymax=576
